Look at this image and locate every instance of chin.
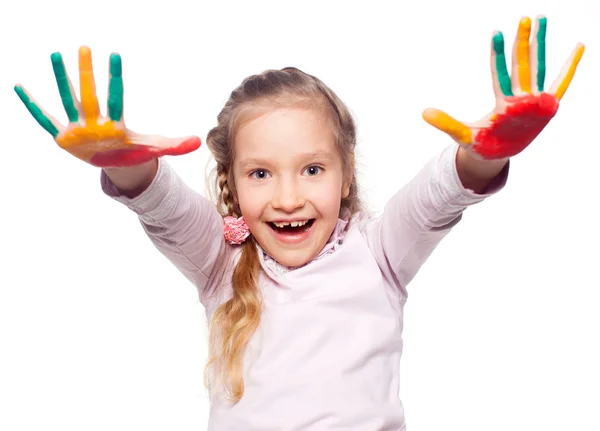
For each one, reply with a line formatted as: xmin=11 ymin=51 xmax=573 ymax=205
xmin=272 ymin=250 xmax=316 ymax=269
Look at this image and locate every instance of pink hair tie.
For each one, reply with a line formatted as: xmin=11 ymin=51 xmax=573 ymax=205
xmin=223 ymin=216 xmax=250 ymax=245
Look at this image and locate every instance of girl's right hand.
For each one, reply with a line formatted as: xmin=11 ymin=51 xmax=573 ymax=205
xmin=14 ymin=46 xmax=201 ymax=168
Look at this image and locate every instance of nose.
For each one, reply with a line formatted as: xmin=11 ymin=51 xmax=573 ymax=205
xmin=271 ymin=177 xmax=305 ymax=212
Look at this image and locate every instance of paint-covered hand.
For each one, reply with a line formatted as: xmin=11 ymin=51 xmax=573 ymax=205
xmin=422 ymin=16 xmax=584 ymax=160
xmin=14 ymin=46 xmax=201 ymax=168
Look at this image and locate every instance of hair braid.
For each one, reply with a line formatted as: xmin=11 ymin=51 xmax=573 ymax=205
xmin=217 ymin=167 xmax=238 ymax=217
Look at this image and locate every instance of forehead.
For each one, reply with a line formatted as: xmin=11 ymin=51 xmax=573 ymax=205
xmin=234 ymin=106 xmax=338 ymax=163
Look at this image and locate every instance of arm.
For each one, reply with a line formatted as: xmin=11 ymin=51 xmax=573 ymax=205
xmin=455 ymin=147 xmax=508 ymax=194
xmin=101 ymin=158 xmax=226 ymax=303
xmin=370 ymin=15 xmax=583 ymax=298
xmin=14 ymin=47 xmax=216 ymax=294
xmin=102 ymin=159 xmax=159 ymax=199
xmin=362 ymin=145 xmax=508 ymax=298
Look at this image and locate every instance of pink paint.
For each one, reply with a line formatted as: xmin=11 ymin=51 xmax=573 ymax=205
xmin=89 ymin=136 xmax=201 ymax=168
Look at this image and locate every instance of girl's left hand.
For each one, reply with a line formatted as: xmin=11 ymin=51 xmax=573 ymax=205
xmin=423 ymin=16 xmax=585 ymax=160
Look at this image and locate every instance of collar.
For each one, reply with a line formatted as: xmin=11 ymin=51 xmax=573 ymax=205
xmin=257 ymin=217 xmax=350 ymax=277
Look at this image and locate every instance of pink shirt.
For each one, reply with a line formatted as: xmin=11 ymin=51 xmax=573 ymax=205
xmin=101 ymin=144 xmax=508 ymax=430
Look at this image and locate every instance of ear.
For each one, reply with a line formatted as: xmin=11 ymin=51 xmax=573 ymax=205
xmin=341 ymin=180 xmax=350 ymax=199
xmin=342 ymin=157 xmax=354 ymax=199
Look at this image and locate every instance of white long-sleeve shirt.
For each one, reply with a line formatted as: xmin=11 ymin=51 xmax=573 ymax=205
xmin=101 ymin=144 xmax=508 ymax=430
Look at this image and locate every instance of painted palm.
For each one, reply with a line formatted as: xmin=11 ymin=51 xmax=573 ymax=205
xmin=423 ymin=17 xmax=585 ymax=159
xmin=14 ymin=47 xmax=201 ymax=167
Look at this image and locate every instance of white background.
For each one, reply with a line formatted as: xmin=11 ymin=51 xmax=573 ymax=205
xmin=1 ymin=0 xmax=598 ymax=430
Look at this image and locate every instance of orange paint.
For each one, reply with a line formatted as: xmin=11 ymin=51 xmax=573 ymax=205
xmin=78 ymin=46 xmax=100 ymax=123
xmin=422 ymin=108 xmax=472 ymax=144
xmin=56 ymin=122 xmax=129 ymax=161
xmin=516 ymin=17 xmax=531 ymax=92
xmin=555 ymin=44 xmax=585 ymax=100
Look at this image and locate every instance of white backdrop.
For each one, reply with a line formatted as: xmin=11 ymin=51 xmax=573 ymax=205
xmin=1 ymin=0 xmax=598 ymax=430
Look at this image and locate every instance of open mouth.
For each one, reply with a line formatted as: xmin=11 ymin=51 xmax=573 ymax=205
xmin=268 ymin=219 xmax=315 ymax=234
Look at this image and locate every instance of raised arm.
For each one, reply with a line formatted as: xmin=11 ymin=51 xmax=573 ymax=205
xmin=363 ymin=15 xmax=584 ymax=297
xmin=101 ymin=158 xmax=226 ymax=302
xmin=362 ymin=144 xmax=508 ymax=297
xmin=13 ymin=46 xmax=225 ymax=299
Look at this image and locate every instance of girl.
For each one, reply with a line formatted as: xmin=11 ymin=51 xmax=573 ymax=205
xmin=14 ymin=16 xmax=584 ymax=430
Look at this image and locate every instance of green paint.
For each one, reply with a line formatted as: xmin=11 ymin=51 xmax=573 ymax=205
xmin=51 ymin=52 xmax=79 ymax=123
xmin=108 ymin=53 xmax=124 ymax=121
xmin=536 ymin=17 xmax=547 ymax=92
xmin=493 ymin=32 xmax=513 ymax=97
xmin=14 ymin=85 xmax=59 ymax=137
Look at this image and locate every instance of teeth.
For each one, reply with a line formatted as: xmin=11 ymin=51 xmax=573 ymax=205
xmin=273 ymin=220 xmax=308 ymax=228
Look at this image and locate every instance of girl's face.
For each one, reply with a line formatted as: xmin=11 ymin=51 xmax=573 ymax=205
xmin=233 ymin=106 xmax=349 ymax=268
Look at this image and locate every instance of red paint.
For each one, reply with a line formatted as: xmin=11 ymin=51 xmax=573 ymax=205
xmin=474 ymin=93 xmax=559 ymax=159
xmin=89 ymin=136 xmax=201 ymax=168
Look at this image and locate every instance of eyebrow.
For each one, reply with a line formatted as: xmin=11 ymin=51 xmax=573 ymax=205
xmin=238 ymin=151 xmax=335 ymax=170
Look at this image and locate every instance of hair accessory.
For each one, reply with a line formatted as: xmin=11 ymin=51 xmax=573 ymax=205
xmin=223 ymin=216 xmax=250 ymax=245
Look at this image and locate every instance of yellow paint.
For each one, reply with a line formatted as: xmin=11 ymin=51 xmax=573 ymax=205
xmin=516 ymin=17 xmax=531 ymax=92
xmin=555 ymin=44 xmax=585 ymax=100
xmin=78 ymin=46 xmax=100 ymax=123
xmin=56 ymin=122 xmax=130 ymax=161
xmin=422 ymin=108 xmax=472 ymax=144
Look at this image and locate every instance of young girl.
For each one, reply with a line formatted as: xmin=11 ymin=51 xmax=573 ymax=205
xmin=15 ymin=16 xmax=583 ymax=430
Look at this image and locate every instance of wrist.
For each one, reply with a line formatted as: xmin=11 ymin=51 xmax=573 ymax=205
xmin=103 ymin=158 xmax=159 ymax=198
xmin=457 ymin=146 xmax=508 ymax=176
xmin=455 ymin=146 xmax=508 ymax=193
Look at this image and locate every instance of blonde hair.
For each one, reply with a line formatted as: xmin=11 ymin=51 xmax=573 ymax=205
xmin=204 ymin=67 xmax=361 ymax=402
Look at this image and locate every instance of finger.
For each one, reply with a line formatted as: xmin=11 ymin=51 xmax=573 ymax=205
xmin=491 ymin=32 xmax=514 ymax=99
xmin=78 ymin=46 xmax=101 ymax=122
xmin=89 ymin=136 xmax=202 ymax=168
xmin=549 ymin=43 xmax=585 ymax=101
xmin=529 ymin=16 xmax=547 ymax=93
xmin=51 ymin=52 xmax=80 ymax=123
xmin=422 ymin=108 xmax=473 ymax=144
xmin=511 ymin=17 xmax=532 ymax=94
xmin=14 ymin=84 xmax=63 ymax=137
xmin=107 ymin=53 xmax=124 ymax=122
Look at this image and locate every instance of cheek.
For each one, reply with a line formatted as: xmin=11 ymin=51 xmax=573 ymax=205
xmin=311 ymin=177 xmax=343 ymax=217
xmin=236 ymin=183 xmax=266 ymax=219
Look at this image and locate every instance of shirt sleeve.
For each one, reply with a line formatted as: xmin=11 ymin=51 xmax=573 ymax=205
xmin=362 ymin=144 xmax=509 ymax=298
xmin=100 ymin=158 xmax=226 ymax=303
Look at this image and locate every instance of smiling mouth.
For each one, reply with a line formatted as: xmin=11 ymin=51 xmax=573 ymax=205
xmin=268 ymin=219 xmax=315 ymax=234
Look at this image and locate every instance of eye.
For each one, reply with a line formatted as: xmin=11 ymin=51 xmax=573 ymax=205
xmin=303 ymin=165 xmax=323 ymax=176
xmin=250 ymin=169 xmax=271 ymax=180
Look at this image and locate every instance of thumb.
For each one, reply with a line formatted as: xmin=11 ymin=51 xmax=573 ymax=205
xmin=422 ymin=108 xmax=473 ymax=144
